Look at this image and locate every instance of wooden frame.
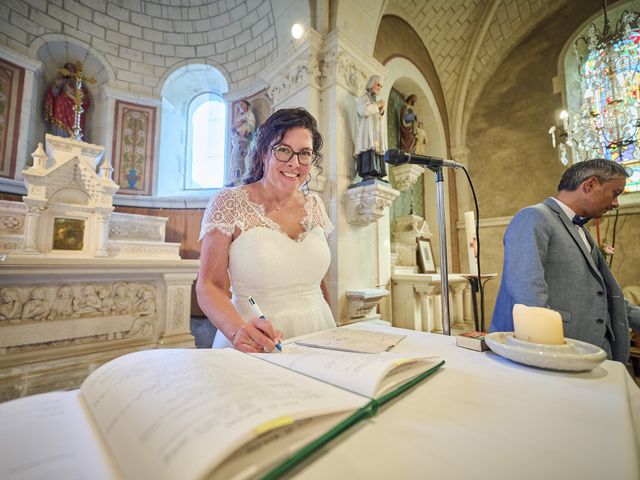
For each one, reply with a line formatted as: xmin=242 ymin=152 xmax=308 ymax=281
xmin=417 ymin=238 xmax=436 ymax=273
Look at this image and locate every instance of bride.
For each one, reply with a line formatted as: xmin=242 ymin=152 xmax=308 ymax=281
xmin=197 ymin=108 xmax=336 ymax=352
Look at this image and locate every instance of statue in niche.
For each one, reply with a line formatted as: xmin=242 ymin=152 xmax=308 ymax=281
xmin=47 ymin=285 xmax=75 ymax=320
xmin=0 ymin=288 xmax=22 ymax=322
xmin=22 ymin=287 xmax=50 ymax=321
xmin=227 ymin=100 xmax=256 ymax=186
xmin=354 ymin=75 xmax=387 ymax=181
xmin=414 ymin=121 xmax=428 ymax=156
xmin=399 ymin=94 xmax=418 ymax=153
xmin=43 ymin=62 xmax=94 ymax=140
xmin=72 ymin=284 xmax=101 ymax=316
xmin=113 ymin=283 xmax=133 ymax=314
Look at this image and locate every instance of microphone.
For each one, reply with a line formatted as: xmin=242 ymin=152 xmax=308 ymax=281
xmin=384 ymin=149 xmax=463 ymax=169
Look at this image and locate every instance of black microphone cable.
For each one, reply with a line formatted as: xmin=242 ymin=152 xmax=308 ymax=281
xmin=458 ymin=165 xmax=485 ymax=332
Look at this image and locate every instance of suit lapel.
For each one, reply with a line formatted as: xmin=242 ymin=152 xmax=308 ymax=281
xmin=543 ymin=198 xmax=603 ymax=285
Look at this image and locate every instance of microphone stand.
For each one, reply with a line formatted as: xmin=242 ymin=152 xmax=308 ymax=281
xmin=427 ymin=165 xmax=451 ymax=335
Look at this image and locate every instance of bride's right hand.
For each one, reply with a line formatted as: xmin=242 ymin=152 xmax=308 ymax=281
xmin=231 ymin=318 xmax=283 ymax=353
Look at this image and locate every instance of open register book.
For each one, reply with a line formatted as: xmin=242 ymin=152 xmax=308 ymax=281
xmin=0 ymin=343 xmax=443 ymax=480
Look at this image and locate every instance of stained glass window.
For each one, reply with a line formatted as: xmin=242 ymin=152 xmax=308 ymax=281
xmin=576 ymin=14 xmax=640 ymax=192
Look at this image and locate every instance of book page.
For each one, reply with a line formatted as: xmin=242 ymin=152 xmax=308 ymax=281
xmin=295 ymin=328 xmax=406 ymax=353
xmin=255 ymin=344 xmax=440 ymax=398
xmin=80 ymin=348 xmax=368 ymax=480
xmin=0 ymin=390 xmax=119 ymax=480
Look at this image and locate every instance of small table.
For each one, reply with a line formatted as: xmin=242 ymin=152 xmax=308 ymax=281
xmin=460 ymin=273 xmax=497 ymax=332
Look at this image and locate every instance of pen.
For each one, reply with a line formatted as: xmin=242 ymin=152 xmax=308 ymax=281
xmin=248 ymin=296 xmax=282 ymax=352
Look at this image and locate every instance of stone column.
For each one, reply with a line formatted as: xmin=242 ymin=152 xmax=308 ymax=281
xmin=450 ymin=281 xmax=468 ymax=329
xmin=414 ymin=284 xmax=436 ymax=332
xmin=318 ymin=31 xmax=388 ymax=323
xmin=22 ymin=201 xmax=46 ymax=253
xmin=158 ymin=272 xmax=198 ymax=347
xmin=94 ymin=210 xmax=111 ymax=257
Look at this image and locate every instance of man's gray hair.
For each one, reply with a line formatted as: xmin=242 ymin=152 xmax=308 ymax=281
xmin=557 ymin=158 xmax=630 ymax=191
xmin=366 ymin=75 xmax=382 ymax=92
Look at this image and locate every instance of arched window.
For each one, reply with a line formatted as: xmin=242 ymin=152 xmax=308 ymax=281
xmin=561 ymin=6 xmax=640 ymax=194
xmin=185 ymin=93 xmax=226 ymax=189
xmin=577 ymin=18 xmax=640 ymax=192
xmin=158 ymin=64 xmax=228 ymax=197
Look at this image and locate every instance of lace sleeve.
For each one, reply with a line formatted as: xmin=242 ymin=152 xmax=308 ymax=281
xmin=308 ymin=193 xmax=333 ymax=237
xmin=199 ymin=189 xmax=242 ymax=240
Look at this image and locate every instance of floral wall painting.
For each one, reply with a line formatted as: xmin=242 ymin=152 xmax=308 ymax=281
xmin=0 ymin=58 xmax=24 ymax=179
xmin=112 ymin=100 xmax=157 ymax=195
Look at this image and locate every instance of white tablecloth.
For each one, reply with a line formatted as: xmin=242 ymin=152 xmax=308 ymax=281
xmin=294 ymin=324 xmax=640 ymax=479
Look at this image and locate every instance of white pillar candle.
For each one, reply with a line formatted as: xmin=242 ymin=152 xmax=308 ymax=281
xmin=464 ymin=211 xmax=477 ymax=275
xmin=513 ymin=304 xmax=564 ymax=345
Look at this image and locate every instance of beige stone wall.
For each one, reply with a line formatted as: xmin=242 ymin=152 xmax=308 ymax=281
xmin=595 ymin=212 xmax=640 ymax=290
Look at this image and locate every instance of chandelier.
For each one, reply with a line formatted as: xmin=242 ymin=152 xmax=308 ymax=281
xmin=549 ymin=1 xmax=640 ymax=192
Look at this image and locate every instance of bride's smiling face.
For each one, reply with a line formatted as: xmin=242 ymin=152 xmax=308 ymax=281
xmin=263 ymin=127 xmax=313 ymax=193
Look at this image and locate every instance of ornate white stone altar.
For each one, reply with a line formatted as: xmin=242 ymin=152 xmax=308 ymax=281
xmin=0 ymin=135 xmax=199 ymax=401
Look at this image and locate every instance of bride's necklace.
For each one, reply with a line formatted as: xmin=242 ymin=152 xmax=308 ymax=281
xmin=261 ymin=186 xmax=297 ymax=212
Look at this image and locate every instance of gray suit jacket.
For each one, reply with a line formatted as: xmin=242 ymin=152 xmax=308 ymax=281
xmin=491 ymin=198 xmax=630 ymax=362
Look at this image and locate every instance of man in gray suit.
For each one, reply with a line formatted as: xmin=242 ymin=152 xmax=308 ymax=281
xmin=490 ymin=159 xmax=631 ymax=362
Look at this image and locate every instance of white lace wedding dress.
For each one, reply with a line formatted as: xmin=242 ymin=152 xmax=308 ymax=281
xmin=199 ymin=188 xmax=337 ymax=347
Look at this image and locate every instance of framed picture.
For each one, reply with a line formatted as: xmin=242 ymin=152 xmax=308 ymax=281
xmin=417 ymin=238 xmax=436 ymax=273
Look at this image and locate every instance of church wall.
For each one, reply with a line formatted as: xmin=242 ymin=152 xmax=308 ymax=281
xmin=0 ymin=1 xmax=282 ymax=93
xmin=466 ymin=1 xmax=640 ymax=324
xmin=597 ymin=211 xmax=640 ymax=289
xmin=0 ymin=0 xmax=287 ymax=192
xmin=334 ymin=0 xmax=385 ymax=55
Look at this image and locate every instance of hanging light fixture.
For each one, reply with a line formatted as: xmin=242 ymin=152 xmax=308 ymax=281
xmin=549 ymin=0 xmax=640 ymax=192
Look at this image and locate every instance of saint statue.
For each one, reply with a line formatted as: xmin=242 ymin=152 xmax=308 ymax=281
xmin=354 ymin=75 xmax=387 ymax=181
xmin=227 ymin=100 xmax=256 ymax=186
xmin=414 ymin=121 xmax=428 ymax=156
xmin=399 ymin=94 xmax=418 ymax=153
xmin=43 ymin=62 xmax=94 ymax=141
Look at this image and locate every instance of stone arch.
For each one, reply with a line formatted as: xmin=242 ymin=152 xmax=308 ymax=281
xmin=374 ymin=15 xmax=449 ymax=149
xmin=382 ymin=57 xmax=450 ymax=268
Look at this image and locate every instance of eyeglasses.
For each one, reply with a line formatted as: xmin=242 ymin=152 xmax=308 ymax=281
xmin=271 ymin=145 xmax=317 ymax=166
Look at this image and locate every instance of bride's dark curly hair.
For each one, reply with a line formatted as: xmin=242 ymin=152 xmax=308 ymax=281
xmin=242 ymin=108 xmax=323 ymax=187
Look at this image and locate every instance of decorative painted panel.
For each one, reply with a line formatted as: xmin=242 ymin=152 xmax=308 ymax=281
xmin=112 ymin=100 xmax=157 ymax=195
xmin=0 ymin=58 xmax=24 ymax=179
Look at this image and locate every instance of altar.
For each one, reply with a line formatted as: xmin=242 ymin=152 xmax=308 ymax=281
xmin=0 ymin=135 xmax=199 ymax=401
xmin=295 ymin=324 xmax=640 ymax=479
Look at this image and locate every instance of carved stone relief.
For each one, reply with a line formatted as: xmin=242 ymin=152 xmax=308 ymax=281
xmin=0 ymin=282 xmax=157 ymax=324
xmin=109 ymin=221 xmax=161 ymax=241
xmin=171 ymin=287 xmax=185 ymax=330
xmin=0 ymin=215 xmax=24 ymax=233
xmin=267 ymin=54 xmax=323 ymax=105
xmin=321 ymin=46 xmax=369 ymax=97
